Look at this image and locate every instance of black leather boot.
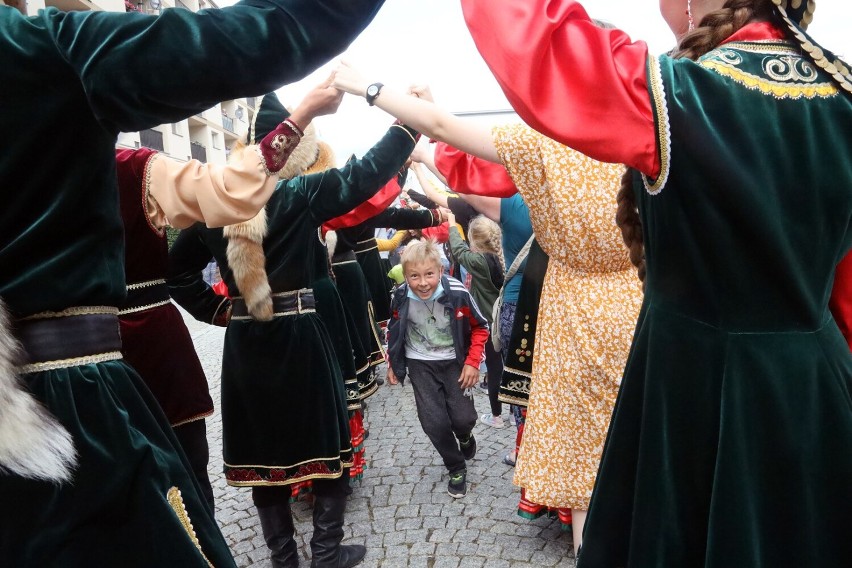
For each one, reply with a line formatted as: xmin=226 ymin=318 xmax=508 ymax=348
xmin=309 ymin=493 xmax=366 ymax=568
xmin=256 ymin=501 xmax=300 ymax=568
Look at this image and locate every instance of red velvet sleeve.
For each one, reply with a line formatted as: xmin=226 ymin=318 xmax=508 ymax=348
xmin=422 ymin=223 xmax=449 ymax=244
xmin=322 ymin=176 xmax=402 ymax=232
xmin=461 ymin=0 xmax=659 ymax=177
xmin=829 ymin=251 xmax=852 ymax=351
xmin=433 ymin=142 xmax=518 ymax=197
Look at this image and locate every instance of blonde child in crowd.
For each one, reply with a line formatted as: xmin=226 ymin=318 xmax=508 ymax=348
xmin=385 ymin=239 xmax=489 ymax=497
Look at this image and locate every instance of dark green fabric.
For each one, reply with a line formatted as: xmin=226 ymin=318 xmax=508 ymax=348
xmin=168 ymin=125 xmax=415 ymax=483
xmin=580 ymin=40 xmax=852 ymax=567
xmin=1 ymin=1 xmax=384 ymax=564
xmin=249 ymin=92 xmax=290 ymax=144
xmin=0 ymin=0 xmax=385 ymax=316
xmin=0 ymin=361 xmax=232 ymax=567
xmin=327 ymin=260 xmax=379 ymax=400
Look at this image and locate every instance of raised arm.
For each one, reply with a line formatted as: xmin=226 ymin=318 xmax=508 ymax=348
xmin=323 ymin=173 xmax=404 ymax=232
xmin=459 ymin=0 xmax=657 ymax=176
xmin=333 ymin=65 xmax=500 ymax=163
xmin=362 ymin=206 xmax=444 ymax=231
xmin=45 ymin=0 xmax=385 ymax=133
xmin=457 ymin=194 xmax=502 ymax=224
xmin=433 ymin=142 xmax=518 ymax=198
xmin=410 ymin=141 xmax=449 ymax=185
xmin=406 ymin=190 xmax=439 ymax=209
xmin=145 ymin=81 xmax=344 ymax=229
xmin=410 ymin=162 xmax=452 ymax=208
xmin=447 ymin=218 xmax=488 ymax=278
xmin=300 ymin=124 xmax=419 ymax=224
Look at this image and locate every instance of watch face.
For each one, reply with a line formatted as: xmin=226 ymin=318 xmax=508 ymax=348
xmin=367 ymin=85 xmax=379 ymax=96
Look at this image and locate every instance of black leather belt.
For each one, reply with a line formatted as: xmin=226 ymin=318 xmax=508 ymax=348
xmin=231 ymin=290 xmax=316 ymax=319
xmin=355 ymin=238 xmax=377 ymax=254
xmin=119 ymin=280 xmax=170 ymax=313
xmin=332 ymin=250 xmax=357 ymax=264
xmin=15 ymin=311 xmax=122 ymax=368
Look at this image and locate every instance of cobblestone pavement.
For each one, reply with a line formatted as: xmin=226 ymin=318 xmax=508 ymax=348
xmin=184 ymin=311 xmax=577 ymax=568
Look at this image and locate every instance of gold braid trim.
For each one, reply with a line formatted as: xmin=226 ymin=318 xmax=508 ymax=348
xmin=17 ymin=351 xmax=123 ymax=374
xmin=166 ymin=487 xmax=214 ymax=568
xmin=642 ymin=55 xmax=672 ymax=195
xmin=21 ymin=306 xmax=118 ymax=320
xmin=498 ymin=394 xmax=530 ymax=407
xmin=118 ymin=300 xmax=171 ymax=316
xmin=142 ymin=153 xmax=166 ymax=236
xmin=127 ymin=279 xmax=166 ymax=290
xmin=227 ymin=471 xmax=343 ymax=488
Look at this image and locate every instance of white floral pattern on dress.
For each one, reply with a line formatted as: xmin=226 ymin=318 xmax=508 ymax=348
xmin=494 ymin=124 xmax=643 ymax=510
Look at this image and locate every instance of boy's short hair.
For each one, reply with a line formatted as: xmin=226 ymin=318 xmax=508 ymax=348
xmin=401 ymin=239 xmax=443 ymax=274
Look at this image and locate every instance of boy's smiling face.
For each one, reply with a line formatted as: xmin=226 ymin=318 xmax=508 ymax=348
xmin=404 ymin=259 xmax=443 ymax=300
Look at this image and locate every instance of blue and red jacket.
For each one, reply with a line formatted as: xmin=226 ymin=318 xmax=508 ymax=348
xmin=386 ymin=275 xmax=489 ymax=383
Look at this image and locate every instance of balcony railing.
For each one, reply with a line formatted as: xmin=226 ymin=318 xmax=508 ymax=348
xmin=222 ymin=115 xmax=235 ymax=132
xmin=140 ymin=129 xmax=164 ymax=151
xmin=190 ymin=142 xmax=207 ymax=162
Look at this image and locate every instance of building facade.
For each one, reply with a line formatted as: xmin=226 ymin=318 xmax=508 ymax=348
xmin=9 ymin=0 xmax=253 ymax=166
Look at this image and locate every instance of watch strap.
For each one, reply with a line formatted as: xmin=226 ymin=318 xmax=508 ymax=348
xmin=366 ymin=82 xmax=385 ymax=106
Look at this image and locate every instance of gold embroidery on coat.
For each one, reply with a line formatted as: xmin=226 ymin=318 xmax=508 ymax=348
xmin=700 ymin=60 xmax=838 ymax=99
xmin=166 ymin=487 xmax=214 ymax=568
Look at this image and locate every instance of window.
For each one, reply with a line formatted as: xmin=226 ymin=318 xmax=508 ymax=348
xmin=211 ymin=132 xmax=221 ymax=150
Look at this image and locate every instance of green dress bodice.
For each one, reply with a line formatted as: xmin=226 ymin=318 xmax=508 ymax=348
xmin=581 ymin=39 xmax=852 ymax=568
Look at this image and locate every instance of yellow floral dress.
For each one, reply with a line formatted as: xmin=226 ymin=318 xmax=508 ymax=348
xmin=494 ymin=124 xmax=643 ymax=510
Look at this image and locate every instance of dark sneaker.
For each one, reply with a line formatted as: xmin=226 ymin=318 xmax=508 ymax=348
xmin=447 ymin=471 xmax=467 ymax=498
xmin=459 ymin=433 xmax=476 ymax=460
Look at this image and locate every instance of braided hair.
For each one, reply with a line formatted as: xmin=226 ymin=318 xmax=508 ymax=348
xmin=468 ymin=215 xmax=506 ymax=289
xmin=616 ymin=0 xmax=774 ymax=286
xmin=468 ymin=215 xmax=505 ymax=272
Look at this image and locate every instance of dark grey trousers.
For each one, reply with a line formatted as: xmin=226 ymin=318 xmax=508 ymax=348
xmin=407 ymin=358 xmax=477 ymax=474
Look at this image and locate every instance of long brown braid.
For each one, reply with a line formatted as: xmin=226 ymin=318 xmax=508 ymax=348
xmin=616 ymin=0 xmax=773 ymax=285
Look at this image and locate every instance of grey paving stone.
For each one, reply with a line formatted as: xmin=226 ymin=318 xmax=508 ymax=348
xmin=182 ymin=309 xmax=582 ymax=567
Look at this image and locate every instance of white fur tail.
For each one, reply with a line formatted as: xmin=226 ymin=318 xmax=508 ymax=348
xmin=0 ymin=298 xmax=77 ymax=483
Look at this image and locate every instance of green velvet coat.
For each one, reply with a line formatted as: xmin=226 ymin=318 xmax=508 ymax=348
xmin=0 ymin=2 xmax=384 ymax=565
xmin=580 ymin=39 xmax=852 ymax=567
xmin=168 ymin=126 xmax=416 ymax=486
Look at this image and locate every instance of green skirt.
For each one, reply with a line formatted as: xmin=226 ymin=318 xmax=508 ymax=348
xmin=579 ymin=306 xmax=852 ymax=567
xmin=333 ymin=259 xmax=385 ymax=374
xmin=221 ymin=312 xmax=353 ymax=486
xmin=314 ymin=275 xmax=370 ymax=410
xmin=356 ymin=247 xmax=393 ymax=326
xmin=0 ymin=360 xmax=234 ymax=567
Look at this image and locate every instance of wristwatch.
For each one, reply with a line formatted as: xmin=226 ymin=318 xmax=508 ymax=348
xmin=366 ymin=82 xmax=384 ymax=106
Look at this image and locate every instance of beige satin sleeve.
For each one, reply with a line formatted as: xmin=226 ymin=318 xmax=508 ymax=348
xmin=146 ymin=147 xmax=276 ymax=230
